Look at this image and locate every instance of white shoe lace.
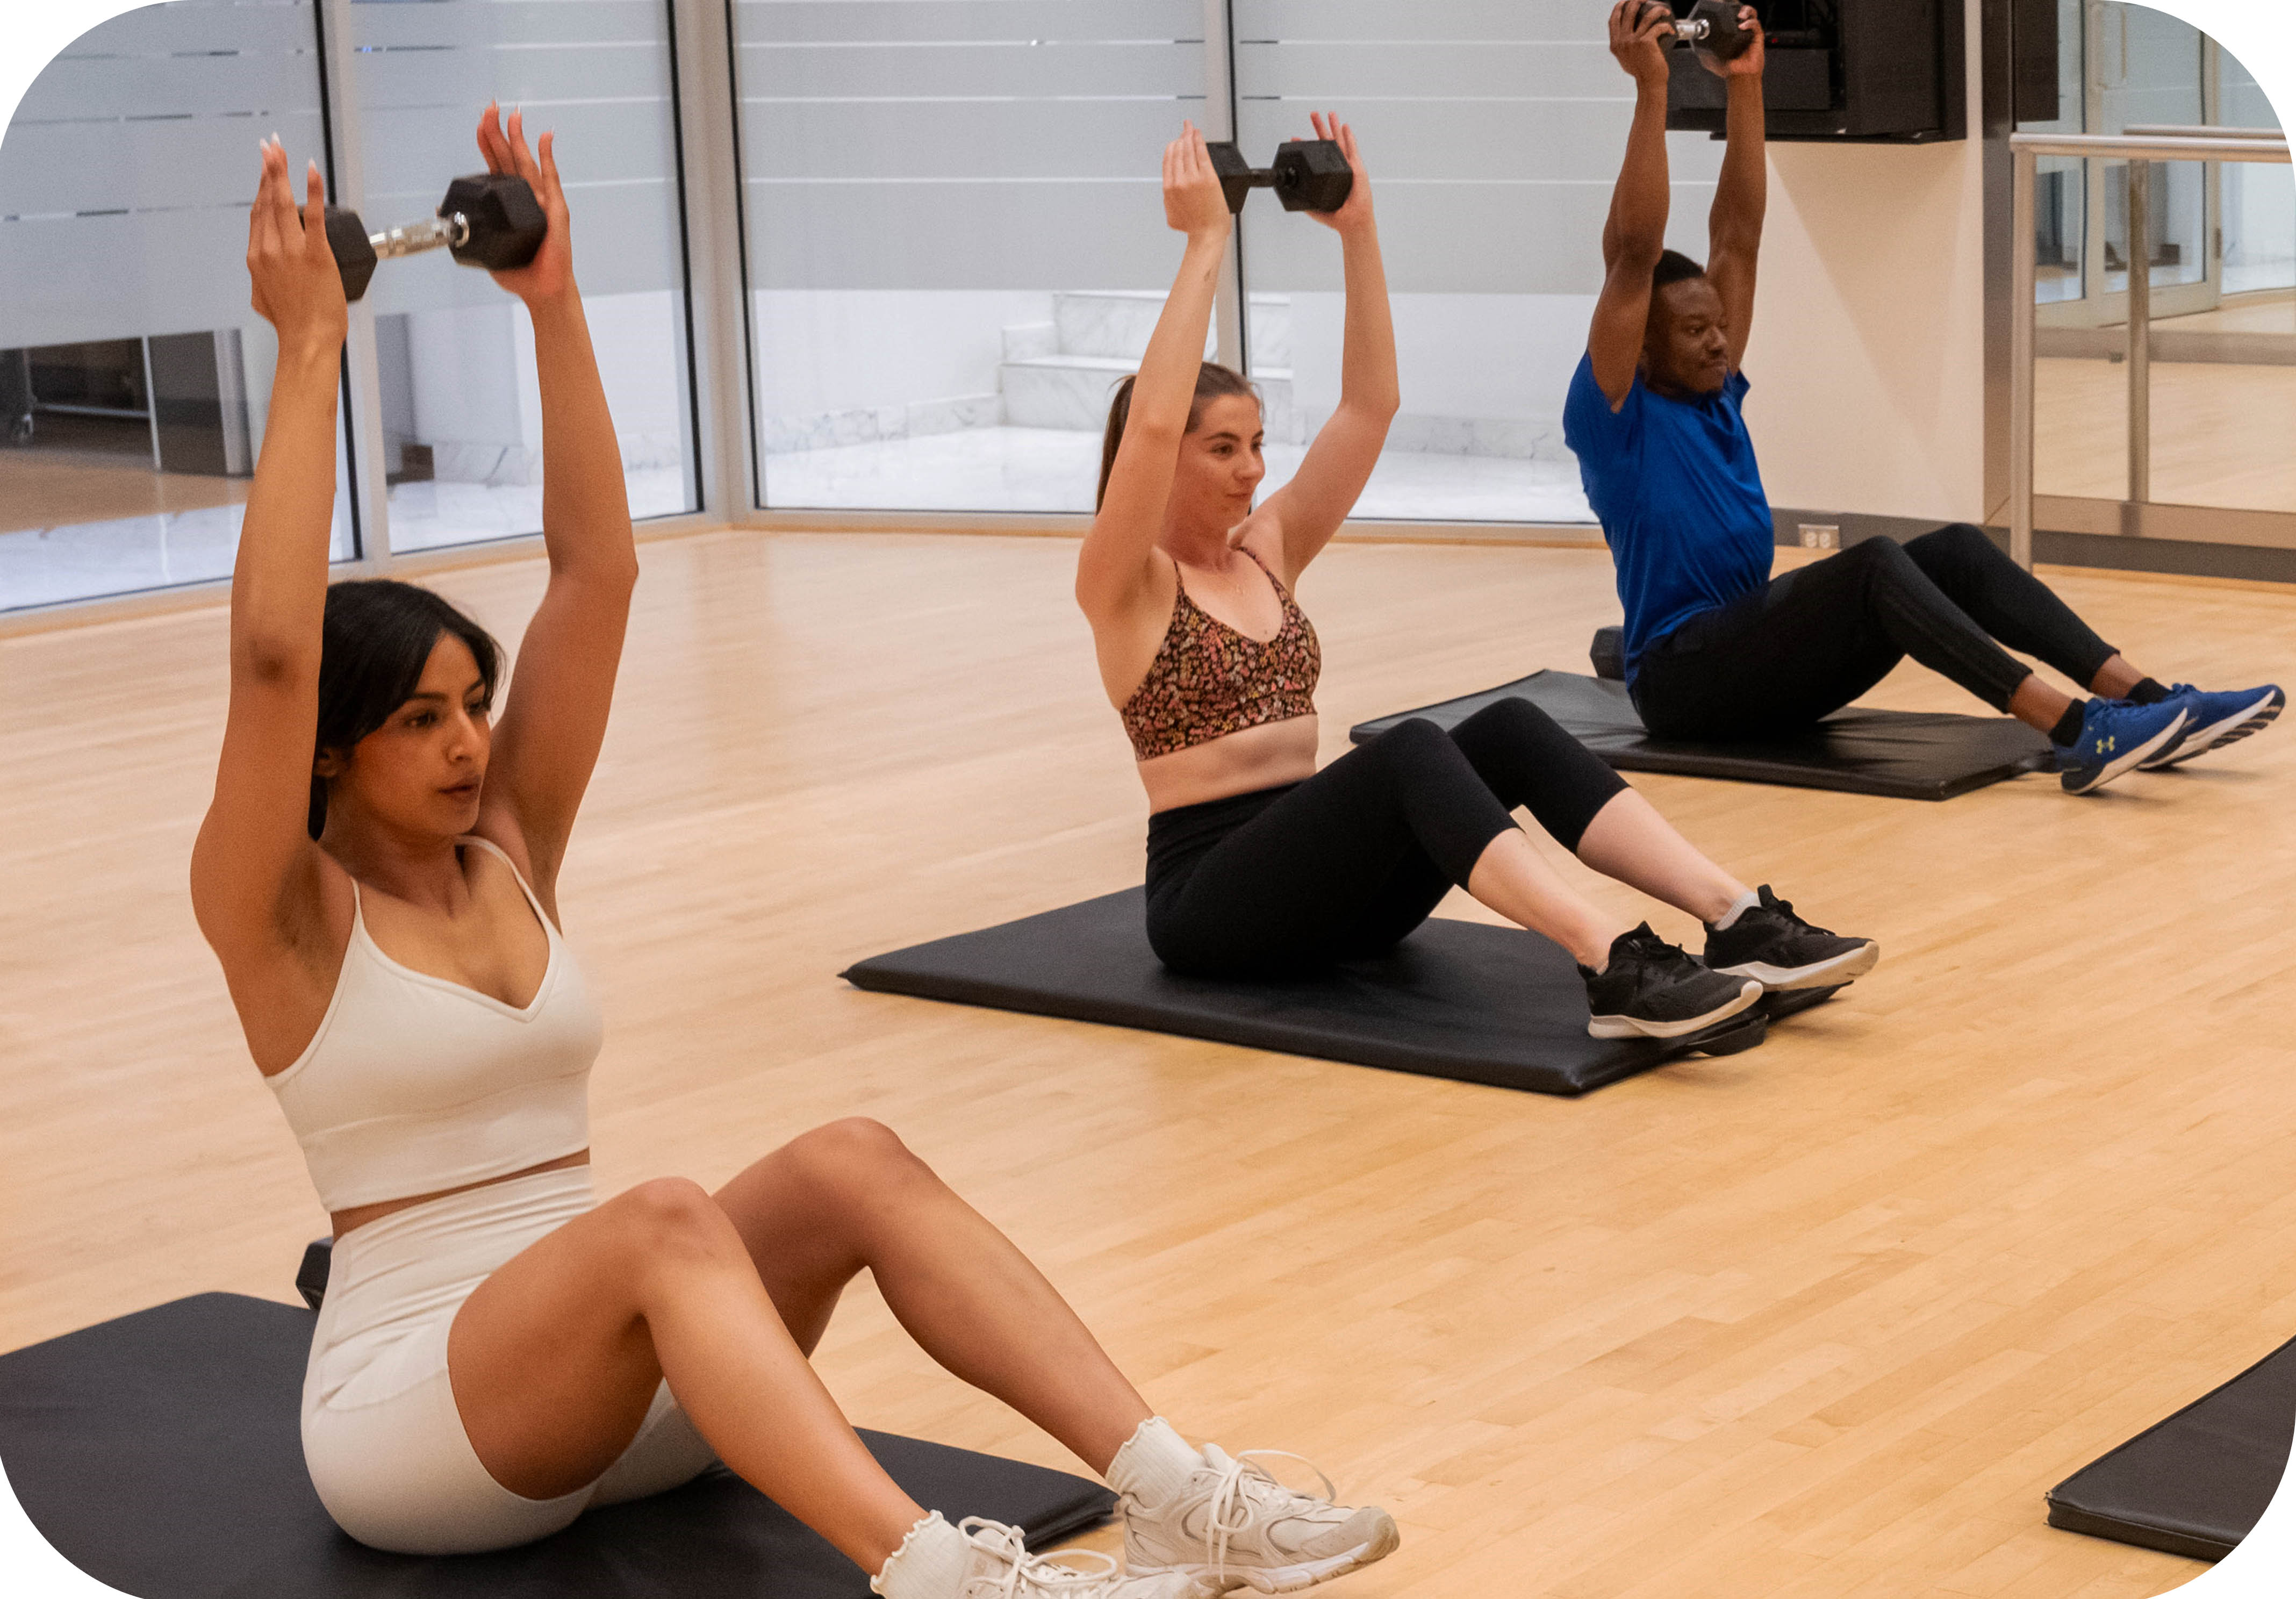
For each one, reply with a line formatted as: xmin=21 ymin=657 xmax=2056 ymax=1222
xmin=1197 ymin=1450 xmax=1340 ymax=1580
xmin=958 ymin=1517 xmax=1131 ymax=1596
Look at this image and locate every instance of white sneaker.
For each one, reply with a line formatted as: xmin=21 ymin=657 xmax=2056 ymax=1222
xmin=956 ymin=1517 xmax=1214 ymax=1598
xmin=1121 ymin=1447 xmax=1400 ymax=1593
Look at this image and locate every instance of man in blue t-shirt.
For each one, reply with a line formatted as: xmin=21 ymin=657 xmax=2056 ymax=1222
xmin=1564 ymin=1 xmax=2278 ymax=795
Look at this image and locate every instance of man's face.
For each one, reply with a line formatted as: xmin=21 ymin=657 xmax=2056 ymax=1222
xmin=1645 ymin=277 xmax=1732 ymax=396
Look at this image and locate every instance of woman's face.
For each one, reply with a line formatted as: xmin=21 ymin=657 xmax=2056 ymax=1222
xmin=1168 ymin=393 xmax=1266 ymax=536
xmin=316 ymin=632 xmax=493 ymax=842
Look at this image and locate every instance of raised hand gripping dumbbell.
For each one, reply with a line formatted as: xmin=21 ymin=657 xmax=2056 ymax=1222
xmin=1203 ymin=139 xmax=1354 ymax=216
xmin=319 ymin=173 xmax=548 ymax=302
xmin=1642 ymin=0 xmax=1756 ymax=69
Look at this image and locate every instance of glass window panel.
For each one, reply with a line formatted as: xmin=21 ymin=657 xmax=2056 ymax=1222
xmin=343 ymin=0 xmax=698 ymax=553
xmin=2219 ymin=49 xmax=2292 ymax=297
xmin=2019 ymin=0 xmax=2085 ymax=305
xmin=735 ymin=1 xmax=1206 ymax=512
xmin=1232 ymin=0 xmax=1724 ymax=525
xmin=0 ymin=0 xmax=356 ymax=613
xmin=2098 ymin=2 xmax=2204 ymax=293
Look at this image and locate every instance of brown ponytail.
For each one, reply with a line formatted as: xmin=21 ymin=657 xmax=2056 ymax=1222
xmin=1096 ymin=361 xmax=1261 ymax=511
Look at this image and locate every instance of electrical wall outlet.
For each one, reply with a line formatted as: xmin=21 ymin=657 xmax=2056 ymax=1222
xmin=1798 ymin=524 xmax=1840 ymax=550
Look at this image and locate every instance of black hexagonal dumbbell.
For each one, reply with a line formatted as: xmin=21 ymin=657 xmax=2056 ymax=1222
xmin=1643 ymin=0 xmax=1757 ymax=69
xmin=1204 ymin=139 xmax=1354 ymax=216
xmin=319 ymin=172 xmax=547 ymax=303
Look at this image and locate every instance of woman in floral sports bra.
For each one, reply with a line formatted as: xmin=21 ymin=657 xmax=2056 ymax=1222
xmin=1077 ymin=119 xmax=1879 ymax=1039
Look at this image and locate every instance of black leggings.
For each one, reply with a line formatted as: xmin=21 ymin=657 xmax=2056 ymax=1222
xmin=1630 ymin=524 xmax=2120 ymax=738
xmin=1143 ymin=699 xmax=1628 ymax=977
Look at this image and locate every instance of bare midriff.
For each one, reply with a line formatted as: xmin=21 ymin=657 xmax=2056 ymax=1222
xmin=329 ymin=1148 xmax=592 ymax=1241
xmin=1138 ymin=715 xmax=1322 ymax=814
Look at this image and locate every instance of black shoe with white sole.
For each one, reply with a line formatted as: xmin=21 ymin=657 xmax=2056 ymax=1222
xmin=1703 ymin=886 xmax=1880 ymax=991
xmin=1581 ymin=924 xmax=1763 ymax=1039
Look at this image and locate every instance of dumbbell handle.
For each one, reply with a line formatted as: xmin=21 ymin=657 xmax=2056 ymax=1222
xmin=369 ymin=212 xmax=472 ymax=261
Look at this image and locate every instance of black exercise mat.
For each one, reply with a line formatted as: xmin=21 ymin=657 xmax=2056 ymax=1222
xmin=0 ymin=1293 xmax=1116 ymax=1598
xmin=2046 ymin=1333 xmax=2296 ymax=1561
xmin=840 ymin=887 xmax=1846 ymax=1098
xmin=1350 ymin=670 xmax=2054 ymax=802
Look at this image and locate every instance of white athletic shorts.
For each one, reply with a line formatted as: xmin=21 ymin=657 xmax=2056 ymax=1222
xmin=302 ymin=1166 xmax=718 ymax=1554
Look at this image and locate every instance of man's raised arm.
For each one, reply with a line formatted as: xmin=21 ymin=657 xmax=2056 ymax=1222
xmin=1589 ymin=1 xmax=1678 ymax=408
xmin=1704 ymin=6 xmax=1768 ymax=372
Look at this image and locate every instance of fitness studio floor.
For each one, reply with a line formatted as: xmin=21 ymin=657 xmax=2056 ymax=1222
xmin=6 ymin=528 xmax=2293 ymax=1598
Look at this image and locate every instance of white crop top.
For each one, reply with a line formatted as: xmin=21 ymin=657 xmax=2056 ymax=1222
xmin=265 ymin=836 xmax=603 ymax=1213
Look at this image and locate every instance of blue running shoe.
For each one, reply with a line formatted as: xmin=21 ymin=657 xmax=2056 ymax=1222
xmin=2058 ymin=698 xmax=2188 ymax=794
xmin=2139 ymin=683 xmax=2284 ymax=769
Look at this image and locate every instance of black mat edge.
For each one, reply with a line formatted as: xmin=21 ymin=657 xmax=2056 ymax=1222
xmin=1347 ymin=671 xmax=2053 ymax=802
xmin=1761 ymin=985 xmax=1842 ymax=1022
xmin=2041 ymin=1334 xmax=2296 ymax=1562
xmin=838 ymin=895 xmax=1852 ymax=1098
xmin=841 ymin=946 xmax=1716 ymax=1096
xmin=845 ymin=1429 xmax=1115 ymax=1553
xmin=2042 ymin=1500 xmax=2234 ymax=1564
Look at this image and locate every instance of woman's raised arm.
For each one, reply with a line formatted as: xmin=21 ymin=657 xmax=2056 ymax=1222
xmin=465 ymin=106 xmax=641 ymax=900
xmin=1252 ymin=114 xmax=1396 ymax=585
xmin=1074 ymin=124 xmax=1232 ymax=622
xmin=189 ymin=141 xmax=349 ymax=969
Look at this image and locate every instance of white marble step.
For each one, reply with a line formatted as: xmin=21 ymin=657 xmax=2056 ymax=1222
xmin=1000 ymin=353 xmax=1297 ymax=440
xmin=1001 ymin=321 xmax=1057 ymax=362
xmin=1050 ymin=291 xmax=1170 ymax=361
xmin=1049 ymin=290 xmax=1292 ymax=365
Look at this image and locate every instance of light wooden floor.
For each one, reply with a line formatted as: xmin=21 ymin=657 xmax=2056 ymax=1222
xmin=2036 ymin=355 xmax=2296 ymax=510
xmin=0 ymin=412 xmax=257 ymax=535
xmin=6 ymin=528 xmax=2295 ymax=1598
xmin=2165 ymin=296 xmax=2296 ymax=336
xmin=0 ymin=444 xmax=249 ymax=535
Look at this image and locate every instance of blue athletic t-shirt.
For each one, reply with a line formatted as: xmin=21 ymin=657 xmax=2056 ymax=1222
xmin=1562 ymin=351 xmax=1774 ymax=684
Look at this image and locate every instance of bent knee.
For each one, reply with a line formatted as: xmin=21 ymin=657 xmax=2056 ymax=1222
xmin=1366 ymin=715 xmax=1451 ymax=769
xmin=612 ymin=1176 xmax=742 ymax=1261
xmin=1378 ymin=716 xmax=1449 ymax=750
xmin=780 ymin=1117 xmax=931 ymax=1196
xmin=1903 ymin=523 xmax=1997 ymax=572
xmin=1840 ymin=533 xmax=1913 ymax=572
xmin=1458 ymin=695 xmax=1569 ymax=746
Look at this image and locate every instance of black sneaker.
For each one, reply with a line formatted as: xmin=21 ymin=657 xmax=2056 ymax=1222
xmin=1581 ymin=924 xmax=1763 ymax=1039
xmin=1702 ymin=886 xmax=1879 ymax=991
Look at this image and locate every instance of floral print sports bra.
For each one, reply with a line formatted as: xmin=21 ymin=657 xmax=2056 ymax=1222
xmin=1119 ymin=549 xmax=1321 ymax=762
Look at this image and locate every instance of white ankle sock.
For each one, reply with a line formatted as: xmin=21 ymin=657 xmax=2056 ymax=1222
xmin=1711 ymin=888 xmax=1762 ymax=929
xmin=871 ymin=1511 xmax=969 ymax=1599
xmin=1107 ymin=1416 xmax=1202 ymax=1505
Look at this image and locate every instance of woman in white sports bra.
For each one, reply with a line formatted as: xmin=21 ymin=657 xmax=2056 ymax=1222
xmin=192 ymin=114 xmax=1396 ymax=1599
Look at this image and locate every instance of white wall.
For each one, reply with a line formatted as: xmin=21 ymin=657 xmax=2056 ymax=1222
xmin=1287 ymin=291 xmax=1597 ymax=430
xmin=403 ymin=292 xmax=686 ymax=484
xmin=751 ymin=289 xmax=1052 ymax=420
xmin=1738 ymin=0 xmax=1988 ymax=525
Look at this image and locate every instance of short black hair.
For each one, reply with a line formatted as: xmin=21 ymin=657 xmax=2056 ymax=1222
xmin=310 ymin=579 xmax=501 ymax=838
xmin=1652 ymin=248 xmax=1707 ymax=293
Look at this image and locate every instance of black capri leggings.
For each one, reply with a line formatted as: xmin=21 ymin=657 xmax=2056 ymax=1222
xmin=1630 ymin=524 xmax=2120 ymax=738
xmin=1144 ymin=699 xmax=1628 ymax=977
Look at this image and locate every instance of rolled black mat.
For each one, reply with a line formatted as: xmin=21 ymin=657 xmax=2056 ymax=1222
xmin=2046 ymin=1333 xmax=2296 ymax=1561
xmin=1350 ymin=670 xmax=2053 ymax=802
xmin=0 ymin=1293 xmax=1115 ymax=1598
xmin=842 ymin=887 xmax=1843 ymax=1098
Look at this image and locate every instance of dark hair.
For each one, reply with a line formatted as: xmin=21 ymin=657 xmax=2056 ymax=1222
xmin=309 ymin=579 xmax=501 ymax=838
xmin=1096 ymin=361 xmax=1261 ymax=511
xmin=1652 ymin=248 xmax=1707 ymax=296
